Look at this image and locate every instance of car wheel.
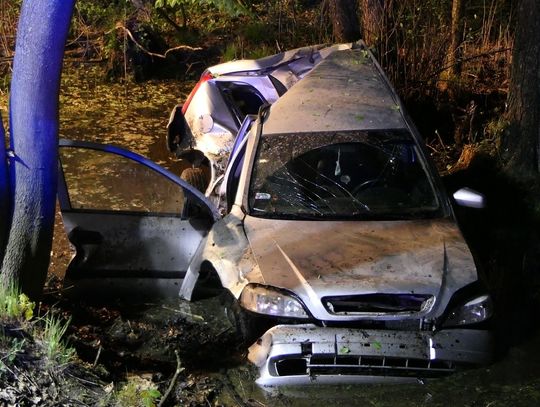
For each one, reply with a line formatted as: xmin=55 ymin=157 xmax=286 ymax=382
xmin=220 ymin=292 xmax=264 ymax=345
xmin=180 ymin=167 xmax=207 ymax=193
xmin=229 ymin=302 xmax=260 ymax=345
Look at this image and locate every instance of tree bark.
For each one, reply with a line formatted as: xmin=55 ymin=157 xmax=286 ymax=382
xmin=1 ymin=0 xmax=75 ymax=297
xmin=329 ymin=0 xmax=361 ymax=43
xmin=503 ymin=0 xmax=540 ymax=177
xmin=448 ymin=0 xmax=466 ymax=77
xmin=359 ymin=0 xmax=384 ymax=46
xmin=0 ymin=115 xmax=8 ymax=267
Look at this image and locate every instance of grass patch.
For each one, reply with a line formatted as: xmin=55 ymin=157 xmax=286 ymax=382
xmin=36 ymin=311 xmax=76 ymax=367
xmin=1 ymin=283 xmax=75 ymax=368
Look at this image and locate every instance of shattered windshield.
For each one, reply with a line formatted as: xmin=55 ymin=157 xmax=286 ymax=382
xmin=248 ymin=130 xmax=441 ymax=220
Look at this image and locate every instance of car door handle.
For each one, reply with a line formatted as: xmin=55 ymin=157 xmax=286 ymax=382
xmin=67 ymin=227 xmax=104 ymax=271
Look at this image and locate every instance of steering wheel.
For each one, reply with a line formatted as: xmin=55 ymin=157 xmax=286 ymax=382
xmin=351 ymin=179 xmax=379 ymax=196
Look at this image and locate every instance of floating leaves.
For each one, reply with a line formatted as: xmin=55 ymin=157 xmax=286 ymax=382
xmin=339 ymin=346 xmax=351 ymax=355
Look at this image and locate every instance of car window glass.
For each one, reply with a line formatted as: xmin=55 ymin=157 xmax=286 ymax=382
xmin=248 ymin=130 xmax=441 ymax=220
xmin=60 ymin=147 xmax=185 ymax=214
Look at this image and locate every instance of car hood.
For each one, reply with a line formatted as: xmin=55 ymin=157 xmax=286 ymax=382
xmin=243 ymin=216 xmax=478 ymax=320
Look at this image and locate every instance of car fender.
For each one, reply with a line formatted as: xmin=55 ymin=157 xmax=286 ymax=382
xmin=180 ymin=206 xmax=253 ymax=300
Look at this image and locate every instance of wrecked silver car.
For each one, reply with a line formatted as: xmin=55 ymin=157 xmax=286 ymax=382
xmin=57 ymin=42 xmax=493 ymax=388
xmin=165 ymin=43 xmax=353 ymax=195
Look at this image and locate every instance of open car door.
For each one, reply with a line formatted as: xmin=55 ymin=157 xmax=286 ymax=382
xmin=57 ymin=139 xmax=220 ymax=300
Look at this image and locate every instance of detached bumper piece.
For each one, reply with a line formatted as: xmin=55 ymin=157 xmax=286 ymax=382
xmin=248 ymin=324 xmax=493 ymax=387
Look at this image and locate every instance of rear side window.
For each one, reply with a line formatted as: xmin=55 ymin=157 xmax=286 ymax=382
xmin=217 ymin=82 xmax=266 ymax=124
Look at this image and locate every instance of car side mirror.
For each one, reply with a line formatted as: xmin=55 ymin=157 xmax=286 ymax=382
xmin=453 ymin=187 xmax=485 ymax=209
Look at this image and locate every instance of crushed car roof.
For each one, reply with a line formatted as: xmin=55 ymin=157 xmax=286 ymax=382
xmin=207 ymin=43 xmax=353 ymax=76
xmin=263 ymin=46 xmax=406 ymax=135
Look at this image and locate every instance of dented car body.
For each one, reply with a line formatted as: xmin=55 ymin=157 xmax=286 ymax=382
xmin=166 ymin=43 xmax=354 ymax=195
xmin=58 ymin=42 xmax=493 ymax=387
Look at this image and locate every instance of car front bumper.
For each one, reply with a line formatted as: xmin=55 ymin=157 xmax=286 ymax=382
xmin=247 ymin=324 xmax=493 ymax=387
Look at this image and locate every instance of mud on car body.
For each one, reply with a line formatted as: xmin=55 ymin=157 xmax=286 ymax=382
xmin=57 ymin=42 xmax=493 ymax=388
xmin=165 ymin=43 xmax=354 ymax=197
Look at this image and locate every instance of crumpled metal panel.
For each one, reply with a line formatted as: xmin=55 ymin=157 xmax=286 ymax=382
xmin=242 ymin=216 xmax=477 ymax=321
xmin=263 ymin=47 xmax=406 ymax=135
xmin=248 ymin=324 xmax=493 ymax=387
xmin=182 ymin=206 xmax=252 ymax=299
xmin=207 ymin=43 xmax=351 ymax=77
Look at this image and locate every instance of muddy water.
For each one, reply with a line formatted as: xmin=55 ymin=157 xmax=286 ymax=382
xmin=50 ymin=64 xmax=540 ymax=406
xmin=59 ymin=64 xmax=188 ymax=171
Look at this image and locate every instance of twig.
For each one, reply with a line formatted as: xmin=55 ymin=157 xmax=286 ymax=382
xmin=93 ymin=345 xmax=102 ymax=368
xmin=161 ymin=305 xmax=205 ymax=322
xmin=426 ymin=142 xmax=439 ymax=153
xmin=64 ymin=58 xmax=106 ymax=63
xmin=185 ymin=61 xmax=203 ymax=75
xmin=435 ymin=129 xmax=447 ymax=150
xmin=158 ymin=350 xmax=184 ymax=407
xmin=113 ymin=24 xmax=202 ymax=59
xmin=64 ymin=371 xmax=101 ymax=388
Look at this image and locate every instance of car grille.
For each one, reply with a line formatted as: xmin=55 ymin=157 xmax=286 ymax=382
xmin=273 ymin=354 xmax=455 ymax=378
xmin=322 ymin=294 xmax=434 ymax=315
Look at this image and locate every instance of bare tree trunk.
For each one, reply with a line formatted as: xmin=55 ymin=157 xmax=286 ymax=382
xmin=1 ymin=0 xmax=75 ymax=297
xmin=359 ymin=0 xmax=384 ymax=46
xmin=503 ymin=0 xmax=540 ymax=177
xmin=448 ymin=0 xmax=466 ymax=77
xmin=0 ymin=116 xmax=8 ymax=267
xmin=439 ymin=0 xmax=466 ymax=89
xmin=329 ymin=0 xmax=360 ymax=42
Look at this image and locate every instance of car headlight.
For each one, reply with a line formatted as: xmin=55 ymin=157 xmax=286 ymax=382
xmin=443 ymin=294 xmax=493 ymax=327
xmin=239 ymin=284 xmax=309 ymax=319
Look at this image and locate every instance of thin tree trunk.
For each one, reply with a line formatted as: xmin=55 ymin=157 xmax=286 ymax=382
xmin=448 ymin=0 xmax=466 ymax=77
xmin=359 ymin=0 xmax=384 ymax=46
xmin=329 ymin=0 xmax=361 ymax=43
xmin=503 ymin=0 xmax=540 ymax=177
xmin=439 ymin=0 xmax=466 ymax=88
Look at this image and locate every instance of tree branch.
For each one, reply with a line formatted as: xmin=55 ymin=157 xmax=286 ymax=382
xmin=432 ymin=47 xmax=512 ymax=81
xmin=114 ymin=23 xmax=201 ymax=59
xmin=157 ymin=350 xmax=184 ymax=407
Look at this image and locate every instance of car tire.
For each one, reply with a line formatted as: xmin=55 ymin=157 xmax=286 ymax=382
xmin=228 ymin=302 xmax=259 ymax=345
xmin=225 ymin=299 xmax=275 ymax=346
xmin=180 ymin=167 xmax=207 ymax=193
xmin=166 ymin=104 xmax=186 ymax=153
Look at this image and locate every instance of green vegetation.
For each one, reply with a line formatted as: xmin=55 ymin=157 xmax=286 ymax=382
xmin=37 ymin=312 xmax=76 ymax=367
xmin=115 ymin=379 xmax=162 ymax=407
xmin=1 ymin=284 xmax=74 ymax=369
xmin=0 ymin=284 xmax=34 ymax=321
xmin=155 ymin=0 xmax=249 ymax=17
